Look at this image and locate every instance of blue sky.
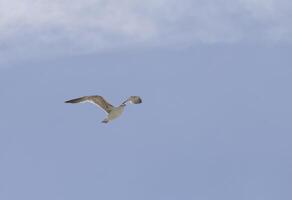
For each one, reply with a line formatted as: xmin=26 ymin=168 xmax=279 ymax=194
xmin=1 ymin=1 xmax=292 ymax=200
xmin=1 ymin=0 xmax=292 ymax=64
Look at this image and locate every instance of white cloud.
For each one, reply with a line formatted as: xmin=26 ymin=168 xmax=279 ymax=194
xmin=0 ymin=0 xmax=291 ymax=64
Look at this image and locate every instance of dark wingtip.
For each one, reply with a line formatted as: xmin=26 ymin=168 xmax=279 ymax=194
xmin=64 ymin=98 xmax=82 ymax=103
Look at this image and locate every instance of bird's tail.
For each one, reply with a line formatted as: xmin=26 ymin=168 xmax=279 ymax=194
xmin=101 ymin=118 xmax=109 ymax=123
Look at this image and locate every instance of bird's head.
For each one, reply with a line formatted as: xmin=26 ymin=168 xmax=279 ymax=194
xmin=122 ymin=96 xmax=142 ymax=105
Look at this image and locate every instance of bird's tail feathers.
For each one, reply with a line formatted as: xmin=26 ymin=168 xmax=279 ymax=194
xmin=101 ymin=118 xmax=109 ymax=123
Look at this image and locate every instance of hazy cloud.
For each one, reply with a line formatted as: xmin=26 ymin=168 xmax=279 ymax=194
xmin=0 ymin=0 xmax=291 ymax=63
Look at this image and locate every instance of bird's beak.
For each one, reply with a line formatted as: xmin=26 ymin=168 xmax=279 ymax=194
xmin=137 ymin=98 xmax=142 ymax=103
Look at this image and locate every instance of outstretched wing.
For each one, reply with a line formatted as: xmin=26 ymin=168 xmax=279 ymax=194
xmin=65 ymin=95 xmax=114 ymax=113
xmin=122 ymin=96 xmax=142 ymax=105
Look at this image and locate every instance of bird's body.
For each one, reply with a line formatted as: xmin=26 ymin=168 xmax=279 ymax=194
xmin=101 ymin=104 xmax=125 ymax=123
xmin=65 ymin=95 xmax=142 ymax=123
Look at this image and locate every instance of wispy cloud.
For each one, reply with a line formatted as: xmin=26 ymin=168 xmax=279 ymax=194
xmin=0 ymin=0 xmax=291 ymax=64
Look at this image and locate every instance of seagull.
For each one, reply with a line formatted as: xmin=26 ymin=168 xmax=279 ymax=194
xmin=65 ymin=95 xmax=142 ymax=123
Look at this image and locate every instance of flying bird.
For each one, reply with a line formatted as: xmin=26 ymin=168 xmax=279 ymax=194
xmin=65 ymin=95 xmax=142 ymax=123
